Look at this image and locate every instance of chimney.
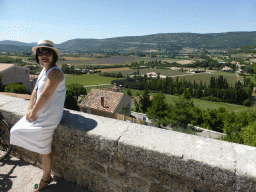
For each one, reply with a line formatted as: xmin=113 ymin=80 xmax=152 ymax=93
xmin=119 ymin=85 xmax=122 ymax=93
xmin=114 ymin=83 xmax=117 ymax=89
xmin=101 ymin=97 xmax=104 ymax=107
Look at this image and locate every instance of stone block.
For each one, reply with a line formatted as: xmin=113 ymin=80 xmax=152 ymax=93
xmin=107 ymin=166 xmax=130 ymax=185
xmin=149 ymin=183 xmax=174 ymax=192
xmin=88 ymin=161 xmax=106 ymax=174
xmin=130 ymin=177 xmax=151 ymax=192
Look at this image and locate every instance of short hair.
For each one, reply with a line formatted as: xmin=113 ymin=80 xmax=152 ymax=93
xmin=35 ymin=47 xmax=58 ymax=65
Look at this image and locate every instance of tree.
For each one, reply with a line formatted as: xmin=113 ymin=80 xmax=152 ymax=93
xmin=168 ymin=95 xmax=194 ymax=128
xmin=61 ymin=64 xmax=70 ymax=74
xmin=127 ymin=89 xmax=132 ymax=97
xmin=134 ymin=100 xmax=140 ymax=112
xmin=66 ymin=83 xmax=87 ymax=100
xmin=245 ymin=66 xmax=254 ymax=74
xmin=64 ymin=91 xmax=80 ymax=111
xmin=122 ymin=104 xmax=128 ymax=116
xmin=139 ymin=87 xmax=151 ymax=113
xmin=242 ymin=122 xmax=256 ymax=147
xmin=146 ymin=92 xmax=169 ymax=127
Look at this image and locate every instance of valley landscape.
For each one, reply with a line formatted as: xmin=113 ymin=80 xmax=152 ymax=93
xmin=1 ymin=31 xmax=256 ymax=147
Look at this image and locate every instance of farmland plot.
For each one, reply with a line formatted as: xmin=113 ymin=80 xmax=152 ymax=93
xmin=104 ymin=69 xmax=186 ymax=77
xmin=177 ymin=73 xmax=238 ymax=86
xmin=65 ymin=74 xmax=118 ymax=86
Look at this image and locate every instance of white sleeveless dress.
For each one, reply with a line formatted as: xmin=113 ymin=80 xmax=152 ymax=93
xmin=10 ymin=66 xmax=66 ymax=155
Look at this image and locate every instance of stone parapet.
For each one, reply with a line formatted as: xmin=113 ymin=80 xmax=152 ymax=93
xmin=0 ymin=94 xmax=255 ymax=192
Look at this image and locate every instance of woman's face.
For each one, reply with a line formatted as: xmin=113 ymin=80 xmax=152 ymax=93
xmin=37 ymin=47 xmax=53 ymax=65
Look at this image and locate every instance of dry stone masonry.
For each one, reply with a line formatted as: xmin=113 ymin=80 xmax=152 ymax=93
xmin=0 ymin=94 xmax=255 ymax=192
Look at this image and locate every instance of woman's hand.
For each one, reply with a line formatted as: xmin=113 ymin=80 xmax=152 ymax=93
xmin=26 ymin=109 xmax=38 ymax=122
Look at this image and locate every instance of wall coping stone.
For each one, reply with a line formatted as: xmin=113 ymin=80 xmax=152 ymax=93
xmin=0 ymin=94 xmax=256 ymax=192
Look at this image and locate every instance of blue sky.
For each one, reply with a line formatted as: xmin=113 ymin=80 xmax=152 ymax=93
xmin=0 ymin=0 xmax=255 ymax=44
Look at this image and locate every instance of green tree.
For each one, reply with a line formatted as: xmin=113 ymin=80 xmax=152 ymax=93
xmin=146 ymin=92 xmax=169 ymax=127
xmin=242 ymin=122 xmax=256 ymax=147
xmin=168 ymin=95 xmax=194 ymax=128
xmin=61 ymin=64 xmax=69 ymax=74
xmin=245 ymin=66 xmax=254 ymax=74
xmin=122 ymin=104 xmax=128 ymax=116
xmin=66 ymin=83 xmax=87 ymax=100
xmin=139 ymin=87 xmax=151 ymax=113
xmin=134 ymin=100 xmax=140 ymax=112
xmin=127 ymin=89 xmax=132 ymax=97
xmin=64 ymin=91 xmax=80 ymax=111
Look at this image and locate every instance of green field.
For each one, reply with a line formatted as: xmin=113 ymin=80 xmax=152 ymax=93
xmin=120 ymin=88 xmax=249 ymax=112
xmin=105 ymin=69 xmax=187 ymax=77
xmin=177 ymin=72 xmax=238 ymax=86
xmin=103 ymin=69 xmax=239 ymax=86
xmin=65 ymin=74 xmax=119 ymax=86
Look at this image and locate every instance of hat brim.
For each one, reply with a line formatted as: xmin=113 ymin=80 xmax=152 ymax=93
xmin=32 ymin=46 xmax=60 ymax=55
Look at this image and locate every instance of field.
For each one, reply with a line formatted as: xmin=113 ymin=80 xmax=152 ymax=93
xmin=65 ymin=74 xmax=118 ymax=86
xmin=177 ymin=72 xmax=238 ymax=86
xmin=99 ymin=67 xmax=131 ymax=72
xmin=57 ymin=56 xmax=207 ymax=67
xmin=102 ymin=68 xmax=239 ymax=86
xmin=58 ymin=56 xmax=148 ymax=66
xmin=120 ymin=88 xmax=249 ymax=112
xmin=103 ymin=69 xmax=186 ymax=77
xmin=231 ymin=53 xmax=253 ymax=59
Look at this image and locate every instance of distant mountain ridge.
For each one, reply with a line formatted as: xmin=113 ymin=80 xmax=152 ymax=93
xmin=1 ymin=31 xmax=256 ymax=52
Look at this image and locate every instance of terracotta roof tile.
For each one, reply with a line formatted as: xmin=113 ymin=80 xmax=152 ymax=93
xmin=0 ymin=64 xmax=15 ymax=72
xmin=79 ymin=89 xmax=125 ymax=113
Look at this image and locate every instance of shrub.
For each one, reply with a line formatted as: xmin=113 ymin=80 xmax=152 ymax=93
xmin=64 ymin=91 xmax=80 ymax=111
xmin=4 ymin=83 xmax=27 ymax=93
xmin=243 ymin=99 xmax=251 ymax=106
xmin=242 ymin=122 xmax=256 ymax=147
xmin=201 ymin=96 xmax=222 ymax=102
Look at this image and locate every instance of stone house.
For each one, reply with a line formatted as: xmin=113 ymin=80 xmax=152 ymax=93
xmin=170 ymin=67 xmax=181 ymax=71
xmin=145 ymin=72 xmax=157 ymax=78
xmin=79 ymin=89 xmax=131 ymax=118
xmin=222 ymin=66 xmax=234 ymax=72
xmin=0 ymin=64 xmax=33 ymax=93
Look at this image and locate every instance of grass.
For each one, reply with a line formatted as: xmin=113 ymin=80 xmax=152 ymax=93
xmin=177 ymin=72 xmax=238 ymax=86
xmin=65 ymin=74 xmax=119 ymax=86
xmin=104 ymin=69 xmax=187 ymax=77
xmin=121 ymin=88 xmax=249 ymax=112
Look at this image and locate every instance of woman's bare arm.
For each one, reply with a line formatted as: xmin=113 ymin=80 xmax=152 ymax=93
xmin=26 ymin=69 xmax=64 ymax=122
xmin=28 ymin=87 xmax=37 ymax=110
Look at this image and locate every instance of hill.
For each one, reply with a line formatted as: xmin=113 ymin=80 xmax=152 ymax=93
xmin=1 ymin=31 xmax=256 ymax=53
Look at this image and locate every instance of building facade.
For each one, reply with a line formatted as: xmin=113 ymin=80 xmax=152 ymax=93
xmin=0 ymin=64 xmax=33 ymax=93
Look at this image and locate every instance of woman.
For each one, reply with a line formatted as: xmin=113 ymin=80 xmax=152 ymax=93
xmin=10 ymin=40 xmax=66 ymax=191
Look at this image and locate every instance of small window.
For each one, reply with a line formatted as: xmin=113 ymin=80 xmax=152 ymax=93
xmin=87 ymin=109 xmax=91 ymax=114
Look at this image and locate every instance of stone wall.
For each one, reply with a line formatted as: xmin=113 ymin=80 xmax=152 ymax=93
xmin=0 ymin=94 xmax=256 ymax=192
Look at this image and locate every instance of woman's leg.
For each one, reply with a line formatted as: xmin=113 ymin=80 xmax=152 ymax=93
xmin=42 ymin=151 xmax=53 ymax=180
xmin=34 ymin=152 xmax=53 ymax=191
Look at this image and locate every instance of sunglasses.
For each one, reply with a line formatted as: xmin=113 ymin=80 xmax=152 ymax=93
xmin=37 ymin=50 xmax=53 ymax=57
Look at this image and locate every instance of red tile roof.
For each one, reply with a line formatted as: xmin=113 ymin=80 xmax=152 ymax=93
xmin=0 ymin=64 xmax=15 ymax=72
xmin=79 ymin=89 xmax=125 ymax=113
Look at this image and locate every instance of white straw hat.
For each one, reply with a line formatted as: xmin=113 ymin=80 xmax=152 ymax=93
xmin=32 ymin=40 xmax=60 ymax=55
